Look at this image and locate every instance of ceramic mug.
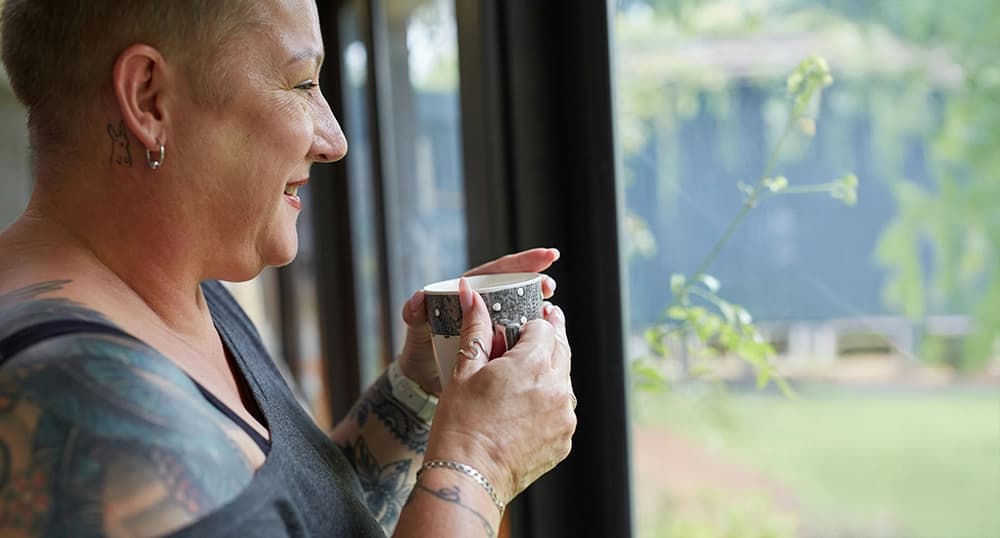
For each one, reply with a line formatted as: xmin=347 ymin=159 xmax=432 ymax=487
xmin=423 ymin=272 xmax=544 ymax=387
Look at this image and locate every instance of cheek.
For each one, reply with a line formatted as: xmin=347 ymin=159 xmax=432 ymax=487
xmin=271 ymin=97 xmax=316 ymax=148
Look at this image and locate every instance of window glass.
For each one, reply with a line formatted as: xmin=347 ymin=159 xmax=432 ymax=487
xmin=613 ymin=2 xmax=999 ymax=537
xmin=223 ymin=273 xmax=299 ymax=406
xmin=340 ymin=5 xmax=390 ymax=388
xmin=375 ymin=0 xmax=467 ymax=348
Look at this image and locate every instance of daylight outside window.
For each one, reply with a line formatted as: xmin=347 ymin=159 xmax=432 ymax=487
xmin=613 ymin=1 xmax=999 ymax=537
xmin=374 ymin=0 xmax=468 ymax=350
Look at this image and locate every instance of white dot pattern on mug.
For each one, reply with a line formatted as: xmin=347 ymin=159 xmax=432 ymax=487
xmin=424 ymin=278 xmax=543 ymax=337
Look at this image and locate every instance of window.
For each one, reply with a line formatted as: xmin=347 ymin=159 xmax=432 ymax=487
xmin=614 ymin=2 xmax=999 ymax=537
xmin=373 ymin=0 xmax=468 ymax=349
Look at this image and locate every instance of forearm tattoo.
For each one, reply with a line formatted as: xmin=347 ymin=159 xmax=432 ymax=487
xmin=338 ymin=374 xmax=432 ymax=533
xmin=0 ymin=281 xmax=254 ymax=536
xmin=405 ymin=483 xmax=496 ymax=538
xmin=339 ymin=437 xmax=411 ymax=530
xmin=350 ymin=374 xmax=430 ymax=453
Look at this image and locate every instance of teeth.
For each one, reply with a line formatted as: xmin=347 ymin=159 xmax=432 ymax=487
xmin=284 ymin=185 xmax=299 ymax=197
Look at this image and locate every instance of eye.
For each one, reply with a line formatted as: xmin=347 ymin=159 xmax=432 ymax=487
xmin=294 ymin=80 xmax=320 ymax=91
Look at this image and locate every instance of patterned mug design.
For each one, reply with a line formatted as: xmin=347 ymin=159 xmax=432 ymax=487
xmin=424 ymin=274 xmax=544 ymax=350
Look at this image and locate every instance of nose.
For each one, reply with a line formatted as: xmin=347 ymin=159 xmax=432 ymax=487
xmin=310 ymin=93 xmax=348 ymax=163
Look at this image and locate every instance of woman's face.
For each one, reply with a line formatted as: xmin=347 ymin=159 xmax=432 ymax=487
xmin=173 ymin=0 xmax=346 ymax=279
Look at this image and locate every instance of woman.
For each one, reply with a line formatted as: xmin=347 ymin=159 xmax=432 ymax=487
xmin=0 ymin=1 xmax=576 ymax=536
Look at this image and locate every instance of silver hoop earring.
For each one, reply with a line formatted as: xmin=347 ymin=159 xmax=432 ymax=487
xmin=146 ymin=143 xmax=165 ymax=170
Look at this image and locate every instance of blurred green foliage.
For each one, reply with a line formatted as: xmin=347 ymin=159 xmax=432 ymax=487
xmin=860 ymin=0 xmax=1000 ymax=370
xmin=637 ymin=54 xmax=855 ymax=391
xmin=618 ymin=0 xmax=998 ymax=373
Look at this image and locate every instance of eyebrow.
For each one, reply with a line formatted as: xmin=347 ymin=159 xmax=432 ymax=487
xmin=289 ymin=48 xmax=324 ymax=67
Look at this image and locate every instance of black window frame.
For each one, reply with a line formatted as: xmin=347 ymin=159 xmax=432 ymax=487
xmin=311 ymin=0 xmax=633 ymax=535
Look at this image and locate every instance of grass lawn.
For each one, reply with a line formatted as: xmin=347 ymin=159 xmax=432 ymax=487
xmin=632 ymin=384 xmax=1000 ymax=538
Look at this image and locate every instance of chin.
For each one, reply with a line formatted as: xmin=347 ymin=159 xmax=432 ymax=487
xmin=211 ymin=243 xmax=297 ymax=285
xmin=261 ymin=233 xmax=300 ymax=268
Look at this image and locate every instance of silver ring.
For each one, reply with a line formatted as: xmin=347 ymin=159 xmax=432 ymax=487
xmin=456 ymin=337 xmax=486 ymax=360
xmin=569 ymin=393 xmax=578 ymax=410
xmin=468 ymin=337 xmax=486 ymax=354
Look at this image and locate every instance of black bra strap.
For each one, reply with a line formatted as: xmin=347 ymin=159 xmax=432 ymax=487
xmin=0 ymin=320 xmax=132 ymax=363
xmin=195 ymin=383 xmax=271 ymax=453
xmin=0 ymin=319 xmax=270 ymax=453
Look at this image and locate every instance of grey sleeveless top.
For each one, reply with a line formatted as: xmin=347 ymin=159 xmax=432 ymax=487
xmin=170 ymin=281 xmax=385 ymax=537
xmin=0 ymin=280 xmax=385 ymax=537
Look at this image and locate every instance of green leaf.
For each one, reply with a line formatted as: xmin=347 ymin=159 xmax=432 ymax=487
xmin=830 ymin=173 xmax=859 ymax=206
xmin=699 ymin=274 xmax=721 ymax=293
xmin=670 ymin=273 xmax=687 ymax=295
xmin=631 ymin=360 xmax=668 ymax=393
xmin=644 ymin=326 xmax=669 ymax=357
xmin=667 ymin=306 xmax=688 ymax=320
xmin=763 ymin=176 xmax=789 ymax=193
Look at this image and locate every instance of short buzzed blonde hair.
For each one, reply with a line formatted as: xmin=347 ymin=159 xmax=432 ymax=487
xmin=1 ymin=1 xmax=264 ymax=150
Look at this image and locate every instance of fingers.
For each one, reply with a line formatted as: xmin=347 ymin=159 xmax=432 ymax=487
xmin=540 ymin=275 xmax=557 ymax=299
xmin=490 ymin=324 xmax=507 ymax=359
xmin=542 ymin=303 xmax=571 ymax=378
xmin=464 ymin=248 xmax=560 ymax=276
xmin=510 ymin=318 xmax=556 ymax=374
xmin=401 ymin=289 xmax=427 ymax=326
xmin=452 ymin=278 xmax=493 ymax=382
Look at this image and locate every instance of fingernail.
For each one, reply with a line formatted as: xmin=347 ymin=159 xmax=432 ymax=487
xmin=459 ymin=278 xmax=474 ymax=312
xmin=550 ymin=248 xmax=561 ymax=259
xmin=409 ymin=290 xmax=425 ymax=314
xmin=546 ymin=276 xmax=557 ymax=292
xmin=543 ymin=304 xmax=554 ymax=316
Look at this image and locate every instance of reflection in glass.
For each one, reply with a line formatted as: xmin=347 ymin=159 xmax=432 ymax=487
xmin=614 ymin=2 xmax=999 ymax=537
xmin=340 ymin=5 xmax=389 ymax=389
xmin=375 ymin=0 xmax=467 ymax=348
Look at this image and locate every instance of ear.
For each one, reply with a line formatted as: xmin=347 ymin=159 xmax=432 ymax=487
xmin=112 ymin=44 xmax=171 ymax=153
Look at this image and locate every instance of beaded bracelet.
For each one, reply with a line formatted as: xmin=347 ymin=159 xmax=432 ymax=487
xmin=417 ymin=459 xmax=506 ymax=516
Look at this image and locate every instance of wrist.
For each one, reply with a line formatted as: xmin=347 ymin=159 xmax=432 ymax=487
xmin=396 ymin=351 xmax=442 ymax=396
xmin=425 ymin=429 xmax=514 ymax=505
xmin=388 ymin=361 xmax=438 ymax=423
xmin=417 ymin=460 xmax=505 ymax=516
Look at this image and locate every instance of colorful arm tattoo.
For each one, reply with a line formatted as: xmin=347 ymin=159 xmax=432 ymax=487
xmin=0 ymin=281 xmax=254 ymax=537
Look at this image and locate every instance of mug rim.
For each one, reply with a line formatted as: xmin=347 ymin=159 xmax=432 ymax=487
xmin=422 ymin=272 xmax=542 ymax=294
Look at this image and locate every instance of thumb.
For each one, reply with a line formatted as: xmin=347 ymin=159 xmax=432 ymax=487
xmin=452 ymin=277 xmax=493 ymax=382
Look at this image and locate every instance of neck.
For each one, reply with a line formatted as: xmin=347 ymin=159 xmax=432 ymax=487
xmin=4 ymin=175 xmax=215 ymax=338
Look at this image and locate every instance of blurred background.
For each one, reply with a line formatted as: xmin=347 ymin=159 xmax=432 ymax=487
xmin=618 ymin=2 xmax=999 ymax=537
xmin=1 ymin=0 xmax=996 ymax=537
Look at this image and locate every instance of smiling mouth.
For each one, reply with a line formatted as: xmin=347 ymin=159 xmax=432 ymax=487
xmin=283 ymin=180 xmax=306 ymax=210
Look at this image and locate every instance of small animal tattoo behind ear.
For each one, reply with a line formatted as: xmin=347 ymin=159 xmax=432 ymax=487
xmin=107 ymin=120 xmax=133 ymax=167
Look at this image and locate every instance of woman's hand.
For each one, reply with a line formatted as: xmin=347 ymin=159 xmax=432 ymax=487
xmin=396 ymin=248 xmax=560 ymax=395
xmin=424 ymin=277 xmax=576 ymax=503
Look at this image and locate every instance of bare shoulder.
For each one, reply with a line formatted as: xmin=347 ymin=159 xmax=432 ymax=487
xmin=0 ymin=281 xmax=255 ymax=537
